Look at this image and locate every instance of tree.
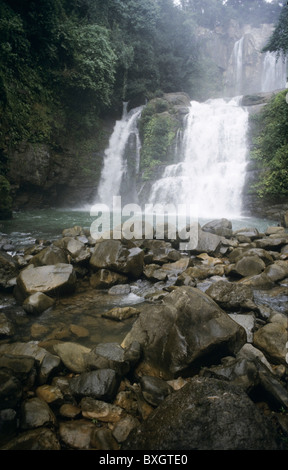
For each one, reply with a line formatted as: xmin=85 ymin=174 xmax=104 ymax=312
xmin=263 ymin=3 xmax=288 ymax=56
xmin=55 ymin=23 xmax=117 ymax=110
xmin=250 ymin=91 xmax=288 ymax=199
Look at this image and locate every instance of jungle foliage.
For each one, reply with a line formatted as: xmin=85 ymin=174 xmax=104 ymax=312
xmin=250 ymin=91 xmax=288 ymax=199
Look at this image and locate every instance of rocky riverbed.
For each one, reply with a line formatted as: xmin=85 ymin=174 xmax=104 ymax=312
xmin=0 ymin=218 xmax=288 ymax=450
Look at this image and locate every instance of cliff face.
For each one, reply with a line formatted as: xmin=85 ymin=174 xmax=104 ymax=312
xmin=7 ymin=120 xmax=113 ymax=210
xmin=197 ymin=21 xmax=279 ymax=97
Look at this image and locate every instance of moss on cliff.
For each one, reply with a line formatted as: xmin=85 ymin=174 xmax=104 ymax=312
xmin=139 ymin=96 xmax=186 ymax=180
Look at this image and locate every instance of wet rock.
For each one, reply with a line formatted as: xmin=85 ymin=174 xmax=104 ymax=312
xmin=90 ymin=427 xmax=120 ymax=450
xmin=38 ymin=353 xmax=61 ymax=386
xmin=141 ymin=240 xmax=181 ymax=265
xmin=143 ymin=264 xmax=168 ymax=282
xmin=140 ymin=376 xmax=173 ymax=407
xmin=0 ymin=342 xmax=59 ymax=384
xmin=193 ymin=229 xmax=223 ymax=254
xmin=30 ymin=245 xmax=67 ymax=267
xmin=0 ymin=369 xmax=22 ymax=409
xmin=65 ymin=238 xmax=91 ymax=264
xmin=80 ymin=397 xmax=125 ymax=422
xmin=179 ymin=264 xmax=225 ymax=281
xmin=108 ymin=284 xmax=131 ymax=295
xmin=253 ymin=313 xmax=287 ymax=365
xmin=123 ymin=377 xmax=283 ymax=450
xmin=0 ymin=354 xmax=36 ymax=390
xmin=0 ymin=409 xmax=17 ymax=444
xmin=85 ymin=342 xmax=130 ymax=376
xmin=233 ymin=255 xmax=266 ymax=277
xmin=59 ymin=403 xmax=81 ymax=419
xmin=59 ymin=419 xmax=95 ymax=450
xmin=202 ymin=218 xmax=233 ymax=238
xmin=228 ymin=313 xmax=255 ymax=342
xmin=23 ymin=292 xmax=55 ymax=315
xmin=0 ymin=251 xmax=19 ymax=289
xmin=36 ymin=384 xmax=63 ymax=404
xmin=264 ymin=261 xmax=288 ymax=282
xmin=234 ymin=227 xmax=260 ymax=241
xmin=53 ymin=342 xmax=91 ymax=373
xmin=90 ymin=240 xmax=144 ymax=278
xmin=255 ymin=237 xmax=288 ymax=250
xmin=69 ymin=323 xmax=89 ymax=338
xmin=102 ymin=306 xmax=140 ymax=322
xmin=16 ymin=263 xmax=77 ymax=299
xmin=122 ymin=286 xmax=247 ymax=379
xmin=62 ymin=226 xmax=85 ymax=238
xmin=112 ymin=414 xmax=140 ymax=443
xmin=90 ymin=269 xmax=128 ymax=289
xmin=0 ymin=312 xmax=15 ymax=337
xmin=0 ymin=427 xmax=61 ymax=450
xmin=21 ymin=397 xmax=56 ymax=430
xmin=206 ymin=280 xmax=256 ymax=311
xmin=238 ymin=272 xmax=275 ymax=289
xmin=69 ymin=369 xmax=120 ymax=401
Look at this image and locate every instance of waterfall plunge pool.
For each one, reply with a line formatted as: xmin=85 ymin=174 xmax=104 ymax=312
xmin=0 ymin=208 xmax=279 ymax=251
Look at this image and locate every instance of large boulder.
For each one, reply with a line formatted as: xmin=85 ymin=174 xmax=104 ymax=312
xmin=233 ymin=255 xmax=266 ymax=277
xmin=90 ymin=240 xmax=144 ymax=278
xmin=202 ymin=218 xmax=233 ymax=238
xmin=16 ymin=263 xmax=77 ymax=299
xmin=123 ymin=377 xmax=282 ymax=450
xmin=192 ymin=228 xmax=223 ymax=254
xmin=206 ymin=280 xmax=256 ymax=311
xmin=29 ymin=245 xmax=67 ymax=267
xmin=122 ymin=286 xmax=246 ymax=379
xmin=253 ymin=313 xmax=288 ymax=365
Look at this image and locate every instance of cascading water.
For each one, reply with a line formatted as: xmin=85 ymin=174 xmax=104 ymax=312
xmin=148 ymin=97 xmax=249 ymax=219
xmin=96 ymin=103 xmax=143 ymax=207
xmin=233 ymin=37 xmax=245 ymax=96
xmin=261 ymin=52 xmax=287 ymax=92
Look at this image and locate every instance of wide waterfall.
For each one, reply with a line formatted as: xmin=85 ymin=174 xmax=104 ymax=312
xmin=148 ymin=97 xmax=249 ymax=219
xmin=96 ymin=103 xmax=143 ymax=207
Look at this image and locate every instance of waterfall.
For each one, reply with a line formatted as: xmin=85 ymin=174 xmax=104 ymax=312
xmin=96 ymin=103 xmax=143 ymax=207
xmin=261 ymin=52 xmax=287 ymax=92
xmin=148 ymin=97 xmax=249 ymax=219
xmin=233 ymin=37 xmax=245 ymax=95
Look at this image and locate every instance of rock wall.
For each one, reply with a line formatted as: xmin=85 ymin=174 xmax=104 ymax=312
xmin=7 ymin=120 xmax=113 ymax=210
xmin=197 ymin=21 xmax=279 ymax=97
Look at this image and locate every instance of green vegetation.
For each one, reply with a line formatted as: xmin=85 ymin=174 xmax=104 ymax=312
xmin=140 ymin=99 xmax=179 ymax=180
xmin=249 ymin=91 xmax=288 ymax=199
xmin=263 ymin=3 xmax=288 ymax=57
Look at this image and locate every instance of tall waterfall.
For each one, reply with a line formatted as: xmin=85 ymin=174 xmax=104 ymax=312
xmin=233 ymin=37 xmax=245 ymax=95
xmin=230 ymin=36 xmax=287 ymax=95
xmin=261 ymin=52 xmax=287 ymax=92
xmin=148 ymin=97 xmax=249 ymax=218
xmin=96 ymin=103 xmax=143 ymax=207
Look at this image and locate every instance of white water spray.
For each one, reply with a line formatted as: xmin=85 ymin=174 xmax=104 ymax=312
xmin=148 ymin=97 xmax=249 ymax=218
